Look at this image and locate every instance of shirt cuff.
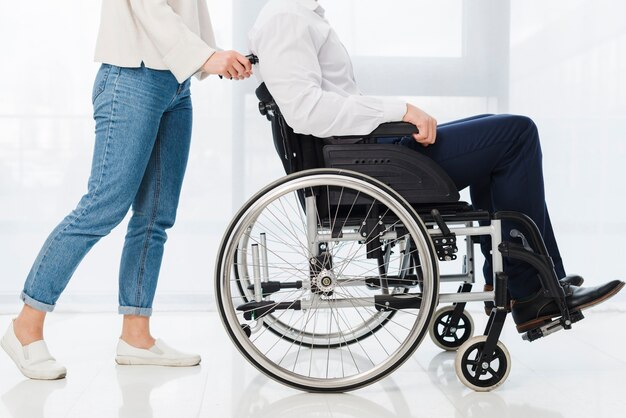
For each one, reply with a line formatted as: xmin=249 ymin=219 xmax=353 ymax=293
xmin=162 ymin=31 xmax=216 ymax=83
xmin=194 ymin=49 xmax=220 ymax=80
xmin=380 ymin=98 xmax=408 ymax=123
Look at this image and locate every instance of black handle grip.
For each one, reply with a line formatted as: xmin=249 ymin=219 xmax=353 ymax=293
xmin=219 ymin=54 xmax=259 ymax=79
xmin=246 ymin=54 xmax=259 ymax=65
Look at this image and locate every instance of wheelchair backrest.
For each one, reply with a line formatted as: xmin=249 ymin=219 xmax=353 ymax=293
xmin=256 ymin=83 xmax=327 ymax=175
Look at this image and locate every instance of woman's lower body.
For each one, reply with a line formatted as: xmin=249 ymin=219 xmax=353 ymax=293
xmin=23 ymin=63 xmax=193 ymax=315
xmin=1 ymin=64 xmax=200 ymax=380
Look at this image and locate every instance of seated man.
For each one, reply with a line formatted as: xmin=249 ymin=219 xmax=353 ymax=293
xmin=248 ymin=0 xmax=624 ymax=332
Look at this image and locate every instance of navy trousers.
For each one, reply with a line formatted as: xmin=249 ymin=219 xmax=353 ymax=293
xmin=380 ymin=114 xmax=566 ymax=299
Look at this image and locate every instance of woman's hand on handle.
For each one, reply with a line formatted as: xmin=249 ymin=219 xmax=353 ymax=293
xmin=403 ymin=104 xmax=437 ymax=147
xmin=202 ymin=50 xmax=253 ymax=80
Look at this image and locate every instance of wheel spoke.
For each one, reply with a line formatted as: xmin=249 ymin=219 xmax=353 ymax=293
xmin=487 ymin=366 xmax=501 ymax=380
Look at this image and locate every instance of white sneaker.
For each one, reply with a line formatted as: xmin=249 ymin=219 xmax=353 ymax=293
xmin=1 ymin=320 xmax=66 ymax=380
xmin=115 ymin=339 xmax=201 ymax=367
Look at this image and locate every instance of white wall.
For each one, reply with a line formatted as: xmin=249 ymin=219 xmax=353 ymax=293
xmin=0 ymin=0 xmax=624 ymax=313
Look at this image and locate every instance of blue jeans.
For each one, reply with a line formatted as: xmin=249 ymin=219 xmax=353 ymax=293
xmin=378 ymin=114 xmax=566 ymax=299
xmin=21 ymin=64 xmax=193 ymax=316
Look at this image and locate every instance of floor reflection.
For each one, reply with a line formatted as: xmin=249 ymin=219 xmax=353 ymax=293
xmin=427 ymin=351 xmax=564 ymax=418
xmin=1 ymin=378 xmax=66 ymax=418
xmin=232 ymin=372 xmax=412 ymax=418
xmin=115 ymin=365 xmax=201 ymax=418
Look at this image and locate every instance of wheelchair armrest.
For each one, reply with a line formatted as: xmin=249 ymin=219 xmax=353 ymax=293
xmin=368 ymin=122 xmax=417 ymax=138
xmin=334 ymin=122 xmax=417 ymax=140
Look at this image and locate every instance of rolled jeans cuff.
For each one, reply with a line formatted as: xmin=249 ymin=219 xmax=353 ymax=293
xmin=118 ymin=306 xmax=153 ymax=317
xmin=20 ymin=291 xmax=55 ymax=312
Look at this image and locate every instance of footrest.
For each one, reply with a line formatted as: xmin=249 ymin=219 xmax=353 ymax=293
xmin=522 ymin=311 xmax=585 ymax=342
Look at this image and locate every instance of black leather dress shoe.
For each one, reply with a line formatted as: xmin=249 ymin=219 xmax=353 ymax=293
xmin=483 ymin=275 xmax=585 ymax=315
xmin=512 ymin=280 xmax=625 ymax=332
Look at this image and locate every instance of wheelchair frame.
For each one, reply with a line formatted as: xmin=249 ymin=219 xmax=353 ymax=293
xmin=213 ymin=80 xmax=583 ymax=393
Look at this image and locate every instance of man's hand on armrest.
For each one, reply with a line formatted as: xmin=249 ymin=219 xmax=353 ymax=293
xmin=402 ymin=104 xmax=437 ymax=147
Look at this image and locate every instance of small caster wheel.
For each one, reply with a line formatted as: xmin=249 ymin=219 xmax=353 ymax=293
xmin=241 ymin=324 xmax=252 ymax=338
xmin=429 ymin=305 xmax=474 ymax=351
xmin=455 ymin=335 xmax=511 ymax=392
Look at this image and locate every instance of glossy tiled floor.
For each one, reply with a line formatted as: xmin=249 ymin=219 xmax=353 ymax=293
xmin=0 ymin=309 xmax=624 ymax=418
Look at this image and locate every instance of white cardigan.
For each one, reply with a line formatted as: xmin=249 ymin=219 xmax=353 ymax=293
xmin=94 ymin=0 xmax=218 ymax=83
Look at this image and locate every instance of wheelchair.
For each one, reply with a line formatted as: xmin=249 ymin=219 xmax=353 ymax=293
xmin=214 ymin=80 xmax=585 ymax=393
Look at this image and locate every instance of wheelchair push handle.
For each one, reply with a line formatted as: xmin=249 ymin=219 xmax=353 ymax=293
xmin=218 ymin=54 xmax=259 ymax=79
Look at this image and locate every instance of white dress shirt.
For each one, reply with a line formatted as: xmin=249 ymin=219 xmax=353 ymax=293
xmin=95 ymin=0 xmax=217 ymax=83
xmin=248 ymin=0 xmax=407 ymax=137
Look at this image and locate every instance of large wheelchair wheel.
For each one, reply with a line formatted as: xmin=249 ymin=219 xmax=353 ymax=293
xmin=215 ymin=169 xmax=439 ymax=392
